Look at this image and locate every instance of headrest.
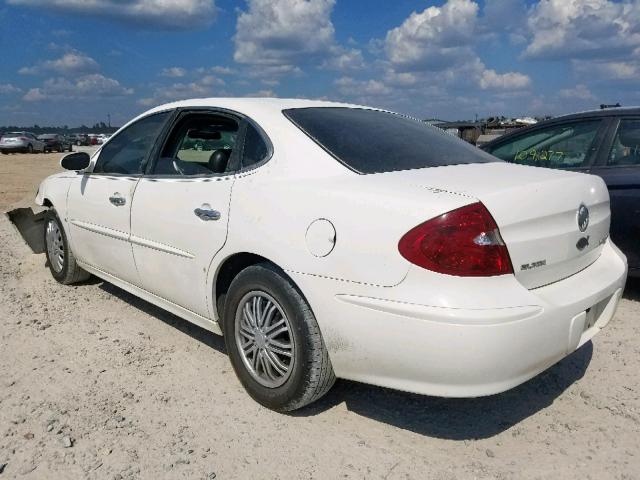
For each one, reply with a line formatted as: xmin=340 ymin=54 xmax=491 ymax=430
xmin=209 ymin=149 xmax=231 ymax=174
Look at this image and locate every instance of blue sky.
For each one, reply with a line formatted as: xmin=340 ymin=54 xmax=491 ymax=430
xmin=1 ymin=0 xmax=639 ymax=126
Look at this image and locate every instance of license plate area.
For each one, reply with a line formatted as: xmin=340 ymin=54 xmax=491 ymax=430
xmin=583 ymin=296 xmax=611 ymax=331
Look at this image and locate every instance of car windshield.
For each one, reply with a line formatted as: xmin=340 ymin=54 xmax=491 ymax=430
xmin=39 ymin=134 xmax=57 ymax=139
xmin=284 ymin=107 xmax=499 ymax=174
xmin=3 ymin=133 xmax=23 ymax=138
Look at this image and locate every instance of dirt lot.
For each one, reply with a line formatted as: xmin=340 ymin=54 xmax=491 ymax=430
xmin=1 ymin=152 xmax=639 ymax=479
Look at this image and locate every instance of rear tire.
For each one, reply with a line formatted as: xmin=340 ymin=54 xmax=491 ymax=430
xmin=223 ymin=263 xmax=335 ymax=412
xmin=27 ymin=144 xmax=33 ymax=154
xmin=44 ymin=210 xmax=91 ymax=284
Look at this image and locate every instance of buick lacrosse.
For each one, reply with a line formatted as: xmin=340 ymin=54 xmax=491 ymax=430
xmin=36 ymin=99 xmax=627 ymax=411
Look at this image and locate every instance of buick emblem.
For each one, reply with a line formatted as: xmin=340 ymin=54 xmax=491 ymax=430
xmin=577 ymin=204 xmax=589 ymax=232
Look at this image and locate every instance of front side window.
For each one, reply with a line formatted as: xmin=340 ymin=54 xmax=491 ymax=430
xmin=487 ymin=121 xmax=601 ymax=169
xmin=93 ymin=112 xmax=170 ymax=175
xmin=284 ymin=107 xmax=497 ymax=174
xmin=608 ymin=119 xmax=640 ymax=166
xmin=153 ymin=113 xmax=239 ymax=176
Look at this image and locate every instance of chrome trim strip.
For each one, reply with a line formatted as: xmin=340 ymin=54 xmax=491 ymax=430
xmin=69 ymin=219 xmax=129 ymax=242
xmin=129 ymin=234 xmax=195 ymax=259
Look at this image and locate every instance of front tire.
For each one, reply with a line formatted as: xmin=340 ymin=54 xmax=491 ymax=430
xmin=44 ymin=210 xmax=90 ymax=284
xmin=223 ymin=263 xmax=335 ymax=412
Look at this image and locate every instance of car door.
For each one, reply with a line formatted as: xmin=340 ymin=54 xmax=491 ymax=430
xmin=589 ymin=117 xmax=640 ymax=273
xmin=483 ymin=118 xmax=608 ymax=173
xmin=66 ymin=111 xmax=172 ymax=285
xmin=129 ymin=109 xmax=246 ymax=318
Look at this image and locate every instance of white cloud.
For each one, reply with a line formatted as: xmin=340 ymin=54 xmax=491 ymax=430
xmin=524 ymin=0 xmax=640 ymax=60
xmin=479 ymin=68 xmax=531 ymax=90
xmin=322 ymin=47 xmax=365 ymax=71
xmin=329 ymin=0 xmax=533 ymax=117
xmin=382 ymin=0 xmax=530 ymax=92
xmin=0 ymin=84 xmax=21 ymax=94
xmin=234 ymin=0 xmax=362 ymax=75
xmin=23 ymin=74 xmax=133 ymax=102
xmin=160 ymin=67 xmax=187 ymax=78
xmin=573 ymin=59 xmax=640 ymax=81
xmin=244 ymin=89 xmax=277 ymax=98
xmin=7 ymin=0 xmax=217 ymax=29
xmin=23 ymin=88 xmax=47 ymax=102
xmin=385 ymin=0 xmax=479 ymax=71
xmin=208 ymin=66 xmax=235 ymax=75
xmin=44 ymin=52 xmax=100 ymax=74
xmin=138 ymin=75 xmax=225 ymax=106
xmin=335 ymin=77 xmax=391 ymax=97
xmin=19 ymin=51 xmax=100 ymax=76
xmin=18 ymin=66 xmax=39 ymax=75
xmin=559 ymin=84 xmax=596 ymax=101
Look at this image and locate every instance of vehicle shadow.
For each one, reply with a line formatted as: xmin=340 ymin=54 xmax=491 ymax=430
xmin=99 ymin=276 xmax=592 ymax=441
xmin=623 ymin=276 xmax=640 ymax=301
xmin=6 ymin=207 xmax=46 ymax=253
xmin=294 ymin=342 xmax=593 ymax=440
xmin=98 ymin=281 xmax=226 ymax=354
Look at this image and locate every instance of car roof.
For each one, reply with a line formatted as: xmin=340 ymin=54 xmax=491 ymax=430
xmin=543 ymin=106 xmax=640 ymax=122
xmin=137 ymin=97 xmax=365 ymax=124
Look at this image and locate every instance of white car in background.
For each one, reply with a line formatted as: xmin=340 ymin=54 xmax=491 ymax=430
xmin=0 ymin=131 xmax=46 ymax=154
xmin=35 ymin=98 xmax=627 ymax=411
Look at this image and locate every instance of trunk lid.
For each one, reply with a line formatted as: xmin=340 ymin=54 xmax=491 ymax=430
xmin=382 ymin=162 xmax=611 ymax=289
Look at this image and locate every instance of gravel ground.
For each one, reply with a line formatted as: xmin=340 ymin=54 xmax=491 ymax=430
xmin=0 ymin=152 xmax=639 ymax=479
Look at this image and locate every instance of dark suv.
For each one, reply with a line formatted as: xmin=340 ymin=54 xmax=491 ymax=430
xmin=38 ymin=134 xmax=73 ymax=153
xmin=481 ymin=107 xmax=640 ymax=277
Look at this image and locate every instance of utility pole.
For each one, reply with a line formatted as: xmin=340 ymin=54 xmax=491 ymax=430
xmin=107 ymin=114 xmax=111 ymax=128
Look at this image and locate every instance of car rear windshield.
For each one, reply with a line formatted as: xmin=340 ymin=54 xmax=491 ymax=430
xmin=284 ymin=107 xmax=499 ymax=174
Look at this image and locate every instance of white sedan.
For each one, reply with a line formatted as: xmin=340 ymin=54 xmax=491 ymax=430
xmin=36 ymin=98 xmax=628 ymax=411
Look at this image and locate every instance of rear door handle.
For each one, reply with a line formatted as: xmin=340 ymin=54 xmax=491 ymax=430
xmin=109 ymin=193 xmax=126 ymax=206
xmin=194 ymin=206 xmax=221 ymax=221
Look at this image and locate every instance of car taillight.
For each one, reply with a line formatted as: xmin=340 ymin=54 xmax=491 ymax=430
xmin=398 ymin=202 xmax=513 ymax=277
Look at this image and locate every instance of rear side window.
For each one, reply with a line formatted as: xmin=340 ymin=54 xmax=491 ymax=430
xmin=487 ymin=121 xmax=602 ymax=169
xmin=242 ymin=123 xmax=269 ymax=168
xmin=284 ymin=107 xmax=497 ymax=174
xmin=608 ymin=119 xmax=640 ymax=166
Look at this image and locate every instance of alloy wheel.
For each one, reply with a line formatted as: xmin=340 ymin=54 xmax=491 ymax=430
xmin=45 ymin=220 xmax=64 ymax=273
xmin=234 ymin=291 xmax=295 ymax=388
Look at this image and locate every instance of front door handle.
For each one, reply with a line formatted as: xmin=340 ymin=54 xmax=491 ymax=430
xmin=194 ymin=206 xmax=221 ymax=221
xmin=109 ymin=193 xmax=126 ymax=206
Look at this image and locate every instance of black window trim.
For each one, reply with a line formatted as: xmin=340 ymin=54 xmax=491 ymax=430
xmin=484 ymin=116 xmax=610 ymax=171
xmin=143 ymin=106 xmax=274 ymax=179
xmin=86 ymin=109 xmax=174 ymax=178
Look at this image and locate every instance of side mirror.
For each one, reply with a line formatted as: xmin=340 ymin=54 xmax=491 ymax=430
xmin=60 ymin=152 xmax=91 ymax=171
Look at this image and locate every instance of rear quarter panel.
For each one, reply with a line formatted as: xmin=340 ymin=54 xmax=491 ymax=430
xmin=218 ymin=159 xmax=473 ymax=288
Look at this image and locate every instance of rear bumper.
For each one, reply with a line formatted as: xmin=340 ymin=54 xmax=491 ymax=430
xmin=289 ymin=240 xmax=627 ymax=397
xmin=0 ymin=146 xmax=27 ymax=153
